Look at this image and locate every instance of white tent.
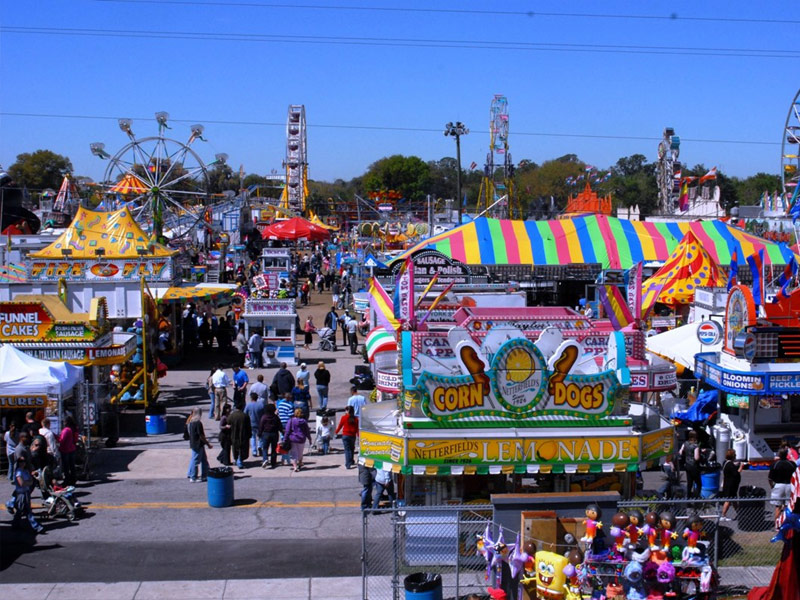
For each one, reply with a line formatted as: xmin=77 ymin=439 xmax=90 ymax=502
xmin=0 ymin=344 xmax=83 ymax=396
xmin=645 ymin=321 xmax=722 ymax=371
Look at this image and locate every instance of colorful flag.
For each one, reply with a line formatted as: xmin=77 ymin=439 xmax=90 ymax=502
xmin=365 ymin=327 xmax=397 ymax=362
xmin=418 ymin=282 xmax=455 ymax=326
xmin=778 ymin=255 xmax=797 ymax=288
xmin=641 ymin=280 xmax=666 ymax=320
xmin=747 ymin=249 xmax=765 ymax=305
xmin=369 ymin=277 xmax=399 ymax=332
xmin=773 ymin=282 xmax=791 ymax=304
xmin=625 ymin=262 xmax=642 ymax=320
xmin=469 ymin=161 xmax=477 ymax=170
xmin=393 ymin=256 xmax=414 ymax=324
xmin=727 ymin=250 xmax=738 ymax=291
xmin=699 ymin=166 xmax=717 ymax=184
xmin=598 ymin=285 xmax=634 ymax=330
xmin=678 ymin=181 xmax=690 ymax=212
xmin=416 ymin=272 xmax=440 ymax=309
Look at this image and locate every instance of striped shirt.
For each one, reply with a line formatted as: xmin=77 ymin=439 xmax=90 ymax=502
xmin=276 ymin=400 xmax=294 ymax=426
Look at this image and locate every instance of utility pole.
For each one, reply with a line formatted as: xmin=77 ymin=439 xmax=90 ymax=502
xmin=444 ymin=121 xmax=469 ymax=227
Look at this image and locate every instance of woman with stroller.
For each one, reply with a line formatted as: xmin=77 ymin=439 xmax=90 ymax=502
xmin=303 ymin=315 xmax=316 ymax=350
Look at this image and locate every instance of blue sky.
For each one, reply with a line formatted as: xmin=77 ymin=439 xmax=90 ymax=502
xmin=1 ymin=1 xmax=798 ymax=186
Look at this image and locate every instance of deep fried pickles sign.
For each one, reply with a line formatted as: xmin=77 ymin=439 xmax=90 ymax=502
xmin=413 ymin=337 xmax=619 ymax=423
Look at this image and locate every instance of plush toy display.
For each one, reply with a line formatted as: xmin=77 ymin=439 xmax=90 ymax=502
xmin=682 ymin=514 xmax=704 ymax=555
xmin=623 ymin=560 xmax=647 ymax=600
xmin=581 ymin=504 xmax=603 ymax=547
xmin=610 ymin=511 xmax=631 ymax=554
xmin=658 ymin=512 xmax=679 ymax=554
xmin=627 ymin=509 xmax=644 ymax=549
xmin=643 ymin=511 xmax=660 ymax=551
xmin=535 ymin=550 xmax=569 ymax=600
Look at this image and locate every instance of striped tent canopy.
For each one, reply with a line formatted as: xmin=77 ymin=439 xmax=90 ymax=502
xmin=641 ymin=231 xmax=725 ymax=308
xmin=399 ymin=215 xmax=793 ymax=268
xmin=110 ymin=174 xmax=149 ymax=196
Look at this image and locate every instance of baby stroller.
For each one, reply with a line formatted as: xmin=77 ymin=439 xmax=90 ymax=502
xmin=38 ymin=466 xmax=83 ymax=522
xmin=317 ymin=327 xmax=337 ymax=352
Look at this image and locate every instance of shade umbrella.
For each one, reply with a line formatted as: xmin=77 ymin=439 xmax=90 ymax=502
xmin=641 ymin=230 xmax=725 ymax=310
xmin=261 ymin=216 xmax=329 ymax=241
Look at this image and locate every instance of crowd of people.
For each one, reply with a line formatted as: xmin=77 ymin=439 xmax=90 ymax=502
xmin=3 ymin=412 xmax=81 ymax=533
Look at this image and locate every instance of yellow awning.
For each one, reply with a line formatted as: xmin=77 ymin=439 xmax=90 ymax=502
xmin=155 ymin=286 xmax=233 ymax=304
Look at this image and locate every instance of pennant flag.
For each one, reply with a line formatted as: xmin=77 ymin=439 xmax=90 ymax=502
xmin=678 ymin=180 xmax=690 ymax=212
xmin=469 ymin=161 xmax=477 ymax=170
xmin=393 ymin=257 xmax=414 ymax=323
xmin=773 ymin=282 xmax=792 ymax=304
xmin=699 ymin=166 xmax=717 ymax=184
xmin=419 ymin=282 xmax=455 ymax=326
xmin=369 ymin=277 xmax=399 ymax=332
xmin=625 ymin=262 xmax=642 ymax=320
xmin=365 ymin=327 xmax=398 ymax=362
xmin=598 ymin=285 xmax=634 ymax=330
xmin=747 ymin=249 xmax=765 ymax=305
xmin=416 ymin=272 xmax=440 ymax=309
xmin=778 ymin=255 xmax=797 ymax=288
xmin=727 ymin=250 xmax=738 ymax=291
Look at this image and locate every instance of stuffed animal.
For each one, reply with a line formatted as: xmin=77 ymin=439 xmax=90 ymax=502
xmin=627 ymin=509 xmax=644 ymax=548
xmin=658 ymin=512 xmax=679 ymax=554
xmin=623 ymin=561 xmax=646 ymax=600
xmin=534 ymin=550 xmax=568 ymax=600
xmin=682 ymin=514 xmax=704 ymax=554
xmin=581 ymin=504 xmax=603 ymax=546
xmin=610 ymin=511 xmax=631 ymax=553
xmin=643 ymin=511 xmax=660 ymax=551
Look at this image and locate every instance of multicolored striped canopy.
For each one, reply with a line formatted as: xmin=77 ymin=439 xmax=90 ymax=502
xmin=400 ymin=215 xmax=793 ymax=269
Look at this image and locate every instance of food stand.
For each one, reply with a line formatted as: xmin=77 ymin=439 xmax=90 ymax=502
xmin=238 ymin=298 xmax=297 ymax=366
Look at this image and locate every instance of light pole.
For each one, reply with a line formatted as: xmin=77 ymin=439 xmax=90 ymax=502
xmin=444 ymin=121 xmax=468 ymax=226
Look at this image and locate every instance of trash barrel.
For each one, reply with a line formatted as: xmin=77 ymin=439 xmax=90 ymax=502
xmin=207 ymin=466 xmax=234 ymax=508
xmin=100 ymin=408 xmax=119 ymax=448
xmin=738 ymin=485 xmax=767 ymax=531
xmin=403 ymin=573 xmax=442 ymax=600
xmin=144 ymin=405 xmax=167 ymax=435
xmin=700 ymin=463 xmax=721 ymax=498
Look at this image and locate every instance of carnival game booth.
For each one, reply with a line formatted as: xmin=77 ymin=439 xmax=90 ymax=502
xmin=0 ymin=344 xmax=84 ymax=435
xmin=238 ymin=297 xmax=297 ymax=366
xmin=359 ymin=320 xmax=675 ymax=505
xmin=21 ymin=206 xmax=180 ymax=318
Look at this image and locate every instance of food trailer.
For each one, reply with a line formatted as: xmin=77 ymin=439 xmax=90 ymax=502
xmin=238 ymin=297 xmax=297 ymax=366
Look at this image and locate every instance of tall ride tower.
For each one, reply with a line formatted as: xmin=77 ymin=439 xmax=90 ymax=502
xmin=281 ymin=105 xmax=308 ymax=214
xmin=478 ymin=95 xmax=515 ymax=218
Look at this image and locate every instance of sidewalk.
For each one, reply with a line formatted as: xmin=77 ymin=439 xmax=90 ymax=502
xmin=1 ymin=577 xmax=364 ymax=600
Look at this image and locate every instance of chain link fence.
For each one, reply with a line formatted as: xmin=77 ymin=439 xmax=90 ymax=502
xmin=619 ymin=494 xmax=781 ymax=595
xmin=362 ymin=504 xmax=495 ymax=600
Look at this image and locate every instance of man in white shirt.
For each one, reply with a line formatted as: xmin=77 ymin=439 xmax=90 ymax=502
xmin=249 ymin=374 xmax=269 ymax=401
xmin=38 ymin=418 xmax=60 ymax=462
xmin=347 ymin=316 xmax=358 ymax=355
xmin=347 ymin=385 xmax=367 ymax=418
xmin=210 ymin=364 xmax=231 ymax=420
xmin=248 ymin=329 xmax=264 ymax=369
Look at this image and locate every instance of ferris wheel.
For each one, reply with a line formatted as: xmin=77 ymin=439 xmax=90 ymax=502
xmin=781 ymin=89 xmax=800 ymax=211
xmin=656 ymin=127 xmax=681 ymax=214
xmin=478 ymin=95 xmax=516 ymax=218
xmin=90 ymin=112 xmax=226 ymax=242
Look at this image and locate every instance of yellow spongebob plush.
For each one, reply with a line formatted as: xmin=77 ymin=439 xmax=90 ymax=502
xmin=535 ymin=550 xmax=568 ymax=600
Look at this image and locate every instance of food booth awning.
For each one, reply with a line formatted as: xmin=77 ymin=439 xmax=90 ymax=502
xmin=0 ymin=344 xmax=83 ymax=397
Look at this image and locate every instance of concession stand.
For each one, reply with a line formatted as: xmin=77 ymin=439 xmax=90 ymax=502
xmin=358 ymin=309 xmax=675 ymax=504
xmin=238 ymin=297 xmax=298 ymax=366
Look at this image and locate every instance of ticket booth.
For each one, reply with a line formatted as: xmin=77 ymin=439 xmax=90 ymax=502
xmin=239 ymin=298 xmax=297 ymax=366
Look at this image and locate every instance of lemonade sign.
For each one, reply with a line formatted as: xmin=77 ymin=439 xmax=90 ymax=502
xmin=416 ymin=336 xmax=620 ymax=423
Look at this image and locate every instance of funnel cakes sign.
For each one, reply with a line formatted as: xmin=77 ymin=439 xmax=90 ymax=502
xmin=408 ymin=331 xmax=624 ymax=424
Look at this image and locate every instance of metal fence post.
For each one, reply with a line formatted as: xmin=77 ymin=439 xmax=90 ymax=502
xmin=362 ymin=509 xmax=367 ymax=600
xmin=455 ymin=509 xmax=461 ymax=599
xmin=392 ymin=508 xmax=400 ymax=600
xmin=713 ymin=498 xmax=720 ymax=570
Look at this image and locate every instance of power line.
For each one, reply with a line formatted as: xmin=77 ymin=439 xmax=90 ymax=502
xmin=91 ymin=0 xmax=800 ymax=26
xmin=0 ymin=111 xmax=782 ymax=146
xmin=1 ymin=26 xmax=798 ymax=59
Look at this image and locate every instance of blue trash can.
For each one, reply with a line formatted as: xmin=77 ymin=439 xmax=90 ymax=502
xmin=207 ymin=466 xmax=234 ymax=507
xmin=145 ymin=414 xmax=167 ymax=435
xmin=700 ymin=467 xmax=721 ymax=498
xmin=403 ymin=573 xmax=442 ymax=600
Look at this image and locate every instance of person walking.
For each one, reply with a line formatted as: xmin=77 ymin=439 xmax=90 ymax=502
xmin=11 ymin=455 xmax=44 ymax=533
xmin=332 ymin=281 xmax=341 ymax=309
xmin=302 ymin=316 xmax=316 ymax=350
xmin=58 ymin=416 xmax=80 ymax=486
xmin=372 ymin=468 xmax=397 ymax=511
xmin=186 ymin=407 xmax=212 ymax=482
xmin=317 ymin=416 xmax=332 ymax=455
xmin=336 ymin=405 xmax=359 ymax=469
xmin=284 ymin=408 xmax=312 ymax=472
xmin=227 ymin=403 xmax=251 ymax=469
xmin=216 ymin=404 xmax=232 ymax=466
xmin=250 ymin=374 xmax=269 ymax=402
xmin=769 ymin=447 xmax=797 ymax=522
xmin=276 ymin=393 xmax=294 ymax=466
xmin=347 ymin=315 xmax=358 ymax=355
xmin=679 ymin=431 xmax=702 ymax=499
xmin=21 ymin=412 xmax=39 ymax=440
xmin=234 ymin=325 xmax=248 ymax=367
xmin=248 ymin=328 xmax=264 ymax=369
xmin=347 ymin=385 xmax=367 ymax=419
xmin=38 ymin=418 xmax=60 ymax=466
xmin=314 ymin=362 xmax=330 ymax=410
xmin=657 ymin=453 xmax=681 ymax=500
xmin=210 ymin=364 xmax=231 ymax=421
xmin=244 ymin=392 xmax=266 ymax=459
xmin=358 ymin=464 xmax=375 ymax=510
xmin=338 ymin=311 xmax=350 ymax=347
xmin=206 ymin=367 xmax=217 ymax=420
xmin=232 ymin=365 xmax=249 ymax=408
xmin=4 ymin=423 xmax=18 ymax=482
xmin=272 ymin=362 xmax=295 ymax=398
xmin=258 ymin=404 xmax=284 ymax=469
xmin=324 ymin=306 xmax=339 ymax=337
xmin=292 ymin=380 xmax=312 ymax=420
xmin=296 ymin=363 xmax=310 ymax=387
xmin=720 ymin=449 xmax=744 ymax=520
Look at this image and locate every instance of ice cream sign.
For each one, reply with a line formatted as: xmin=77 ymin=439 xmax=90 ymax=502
xmin=406 ymin=327 xmax=625 ymax=424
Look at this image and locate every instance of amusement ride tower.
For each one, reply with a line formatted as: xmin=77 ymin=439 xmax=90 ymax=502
xmin=478 ymin=95 xmax=516 ymax=219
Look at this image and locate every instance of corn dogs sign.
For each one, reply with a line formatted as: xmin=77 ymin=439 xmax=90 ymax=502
xmin=413 ymin=336 xmax=621 ymax=423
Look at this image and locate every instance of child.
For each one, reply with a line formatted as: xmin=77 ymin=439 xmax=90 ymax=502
xmin=317 ymin=417 xmax=332 ymax=455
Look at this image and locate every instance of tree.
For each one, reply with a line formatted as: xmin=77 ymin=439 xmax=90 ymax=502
xmin=732 ymin=172 xmax=782 ymax=205
xmin=361 ymin=155 xmax=431 ymax=204
xmin=514 ymin=158 xmax=584 ymax=212
xmin=207 ymin=164 xmax=237 ymax=195
xmin=8 ymin=150 xmax=73 ymax=191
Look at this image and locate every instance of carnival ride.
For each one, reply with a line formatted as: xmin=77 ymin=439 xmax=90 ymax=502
xmin=783 ymin=89 xmax=800 ymax=212
xmin=478 ymin=95 xmax=516 ymax=219
xmin=90 ymin=112 xmax=227 ymax=243
xmin=656 ymin=127 xmax=682 ymax=214
xmin=279 ymin=105 xmax=309 ymax=215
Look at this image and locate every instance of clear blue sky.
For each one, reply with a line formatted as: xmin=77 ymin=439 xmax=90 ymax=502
xmin=1 ymin=1 xmax=798 ymax=186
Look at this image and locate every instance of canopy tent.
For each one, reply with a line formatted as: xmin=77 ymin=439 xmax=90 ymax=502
xmin=308 ymin=213 xmax=339 ymax=230
xmin=641 ymin=231 xmax=725 ymax=308
xmin=0 ymin=344 xmax=83 ymax=396
xmin=110 ymin=174 xmax=149 ymax=196
xmin=261 ymin=217 xmax=329 ymax=241
xmin=399 ymin=215 xmax=793 ymax=268
xmin=646 ymin=321 xmax=722 ymax=372
xmin=154 ymin=285 xmax=233 ymax=304
xmin=30 ymin=206 xmax=176 ymax=259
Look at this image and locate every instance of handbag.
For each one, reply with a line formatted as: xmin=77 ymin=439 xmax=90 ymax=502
xmin=279 ymin=439 xmax=292 ymax=453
